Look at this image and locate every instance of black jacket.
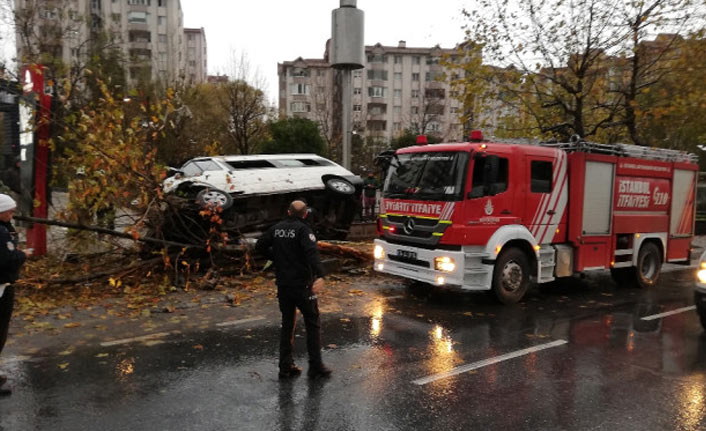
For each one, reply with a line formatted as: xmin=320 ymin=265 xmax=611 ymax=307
xmin=255 ymin=216 xmax=324 ymax=288
xmin=0 ymin=221 xmax=26 ymax=284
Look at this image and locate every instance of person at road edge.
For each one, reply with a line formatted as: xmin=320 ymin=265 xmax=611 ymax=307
xmin=0 ymin=194 xmax=29 ymax=397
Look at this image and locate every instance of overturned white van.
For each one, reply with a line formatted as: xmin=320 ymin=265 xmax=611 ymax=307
xmin=163 ymin=154 xmax=363 ymax=239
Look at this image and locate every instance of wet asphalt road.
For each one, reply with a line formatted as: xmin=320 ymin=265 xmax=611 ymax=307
xmin=1 ymin=268 xmax=705 ymax=431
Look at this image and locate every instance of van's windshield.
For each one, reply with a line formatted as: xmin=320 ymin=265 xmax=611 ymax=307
xmin=383 ymin=151 xmax=468 ymax=201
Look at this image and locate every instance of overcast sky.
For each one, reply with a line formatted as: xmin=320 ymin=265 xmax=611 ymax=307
xmin=181 ymin=0 xmax=470 ymax=103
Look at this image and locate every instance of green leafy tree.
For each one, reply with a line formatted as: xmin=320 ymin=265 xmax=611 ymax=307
xmin=390 ymin=129 xmax=441 ymax=150
xmin=260 ymin=117 xmax=325 ymax=155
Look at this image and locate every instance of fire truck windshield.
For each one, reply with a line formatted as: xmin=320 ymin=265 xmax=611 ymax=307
xmin=382 ymin=151 xmax=468 ymax=201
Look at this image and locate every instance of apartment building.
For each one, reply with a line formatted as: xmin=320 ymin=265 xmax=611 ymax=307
xmin=15 ymin=0 xmax=206 ymax=85
xmin=278 ymin=40 xmax=473 ymax=146
xmin=184 ymin=27 xmax=206 ymax=84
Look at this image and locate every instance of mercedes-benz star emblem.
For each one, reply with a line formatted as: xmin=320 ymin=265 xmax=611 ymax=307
xmin=403 ymin=217 xmax=416 ymax=235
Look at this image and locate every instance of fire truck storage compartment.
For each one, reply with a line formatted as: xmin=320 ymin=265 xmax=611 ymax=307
xmin=575 ymin=160 xmax=614 ymax=271
xmin=668 ymin=168 xmax=697 ymax=261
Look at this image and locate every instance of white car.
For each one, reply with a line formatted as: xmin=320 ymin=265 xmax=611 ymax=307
xmin=695 ymin=251 xmax=706 ymax=330
xmin=163 ymin=154 xmax=363 ymax=239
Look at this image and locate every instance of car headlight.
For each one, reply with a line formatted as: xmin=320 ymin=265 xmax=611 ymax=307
xmin=374 ymin=245 xmax=385 ymax=260
xmin=698 ymin=265 xmax=706 ymax=284
xmin=434 ymin=256 xmax=456 ymax=272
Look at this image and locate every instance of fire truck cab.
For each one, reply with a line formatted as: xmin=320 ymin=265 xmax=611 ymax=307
xmin=373 ymin=136 xmax=697 ymax=304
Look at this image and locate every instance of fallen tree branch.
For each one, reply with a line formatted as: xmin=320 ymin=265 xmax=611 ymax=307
xmin=318 ymin=241 xmax=373 ymax=261
xmin=14 ymin=215 xmax=205 ymax=250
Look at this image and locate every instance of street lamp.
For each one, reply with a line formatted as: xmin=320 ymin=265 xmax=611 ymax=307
xmin=331 ymin=0 xmax=364 ymax=170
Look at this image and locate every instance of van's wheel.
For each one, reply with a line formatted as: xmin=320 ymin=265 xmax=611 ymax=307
xmin=324 ymin=177 xmax=355 ymax=196
xmin=492 ymin=247 xmax=531 ymax=304
xmin=635 ymin=242 xmax=662 ymax=288
xmin=196 ymin=188 xmax=233 ymax=210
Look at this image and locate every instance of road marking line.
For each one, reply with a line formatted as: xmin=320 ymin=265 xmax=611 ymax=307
xmin=216 ymin=316 xmax=266 ymax=327
xmin=412 ymin=339 xmax=568 ymax=386
xmin=100 ymin=332 xmax=171 ymax=347
xmin=640 ymin=306 xmax=696 ymax=321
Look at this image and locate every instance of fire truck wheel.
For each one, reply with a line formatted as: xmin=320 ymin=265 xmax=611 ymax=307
xmin=610 ymin=268 xmax=634 ymax=287
xmin=635 ymin=242 xmax=662 ymax=288
xmin=492 ymin=247 xmax=530 ymax=304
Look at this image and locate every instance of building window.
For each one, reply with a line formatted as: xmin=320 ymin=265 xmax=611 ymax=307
xmin=290 ymin=83 xmax=311 ymax=95
xmin=393 ymin=89 xmax=401 ymax=98
xmin=187 ymin=33 xmax=195 ymax=41
xmin=353 ymin=70 xmax=362 ymax=78
xmin=412 ymin=56 xmax=421 ymax=65
xmin=411 ymin=106 xmax=419 ymax=114
xmin=353 ymin=87 xmax=361 ymax=95
xmin=158 ymin=16 xmax=166 ymax=26
xmin=394 ymin=122 xmax=401 ymax=131
xmin=393 ymin=72 xmax=402 ymax=80
xmin=368 ymin=86 xmax=387 ymax=98
xmin=158 ymin=34 xmax=167 ymax=43
xmin=39 ymin=8 xmax=58 ymax=19
xmin=367 ymin=70 xmax=388 ymax=81
xmin=393 ymin=106 xmax=401 ymax=113
xmin=411 ymin=89 xmax=420 ymax=98
xmin=450 ymin=90 xmax=459 ymax=98
xmin=188 ymin=47 xmax=195 ymax=57
xmin=111 ymin=13 xmax=121 ymax=23
xmin=158 ymin=0 xmax=166 ymax=6
xmin=394 ymin=55 xmax=402 ymax=64
xmin=353 ymin=105 xmax=362 ymax=112
xmin=128 ymin=0 xmax=151 ymax=5
xmin=128 ymin=11 xmax=147 ymax=23
xmin=367 ymin=54 xmax=387 ymax=63
xmin=426 ymin=88 xmax=446 ymax=99
xmin=291 ymin=102 xmax=311 ymax=113
xmin=412 ymin=73 xmax=419 ymax=81
xmin=450 ymin=107 xmax=459 ymax=114
xmin=426 ymin=56 xmax=440 ymax=65
xmin=428 ymin=122 xmax=441 ymax=132
xmin=425 ymin=72 xmax=431 ymax=82
xmin=189 ymin=60 xmax=196 ymax=67
xmin=291 ymin=68 xmax=310 ymax=77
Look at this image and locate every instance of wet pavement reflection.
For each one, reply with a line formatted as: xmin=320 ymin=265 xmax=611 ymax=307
xmin=1 ymin=270 xmax=705 ymax=430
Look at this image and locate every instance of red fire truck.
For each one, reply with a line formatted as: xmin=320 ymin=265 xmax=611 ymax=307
xmin=372 ymin=134 xmax=698 ymax=304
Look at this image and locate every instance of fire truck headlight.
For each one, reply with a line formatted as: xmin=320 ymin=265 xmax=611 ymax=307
xmin=434 ymin=256 xmax=456 ymax=272
xmin=697 ymin=268 xmax=706 ymax=284
xmin=374 ymin=245 xmax=386 ymax=260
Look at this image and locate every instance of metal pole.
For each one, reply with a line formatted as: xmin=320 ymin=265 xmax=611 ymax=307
xmin=341 ymin=69 xmax=352 ymax=170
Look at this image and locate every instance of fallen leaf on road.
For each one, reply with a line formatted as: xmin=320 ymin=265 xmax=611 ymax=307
xmin=327 ymin=344 xmax=338 ymax=349
xmin=463 ymin=312 xmax=473 ymax=317
xmin=340 ymin=318 xmax=351 ymax=323
xmin=58 ymin=362 xmax=69 ymax=369
xmin=64 ymin=322 xmax=81 ymax=328
xmin=95 ymin=353 xmax=109 ymax=358
xmin=193 ymin=344 xmax=204 ymax=351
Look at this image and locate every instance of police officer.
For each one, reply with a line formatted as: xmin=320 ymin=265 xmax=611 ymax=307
xmin=0 ymin=194 xmax=28 ymax=396
xmin=255 ymin=200 xmax=332 ymax=379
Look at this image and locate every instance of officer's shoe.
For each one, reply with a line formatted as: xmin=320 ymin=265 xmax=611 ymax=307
xmin=307 ymin=365 xmax=332 ymax=379
xmin=278 ymin=365 xmax=302 ymax=379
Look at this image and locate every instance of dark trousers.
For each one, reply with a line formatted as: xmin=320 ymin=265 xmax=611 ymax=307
xmin=278 ymin=286 xmax=323 ymax=370
xmin=0 ymin=285 xmax=14 ymax=356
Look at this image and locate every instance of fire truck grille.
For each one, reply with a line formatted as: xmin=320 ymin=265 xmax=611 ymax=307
xmin=387 ymin=215 xmax=439 ymax=226
xmin=388 ymin=254 xmax=430 ymax=268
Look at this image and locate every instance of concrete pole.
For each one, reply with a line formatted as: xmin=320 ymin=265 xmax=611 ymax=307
xmin=341 ymin=69 xmax=352 ymax=170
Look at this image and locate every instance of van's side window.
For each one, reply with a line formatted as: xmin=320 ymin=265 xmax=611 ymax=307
xmin=530 ymin=161 xmax=553 ymax=193
xmin=469 ymin=155 xmax=509 ymax=198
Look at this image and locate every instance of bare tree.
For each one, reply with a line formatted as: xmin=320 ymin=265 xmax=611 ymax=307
xmin=220 ymin=51 xmax=269 ymax=154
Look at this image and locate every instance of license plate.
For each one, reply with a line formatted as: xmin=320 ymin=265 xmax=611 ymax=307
xmin=397 ymin=249 xmax=417 ymax=260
